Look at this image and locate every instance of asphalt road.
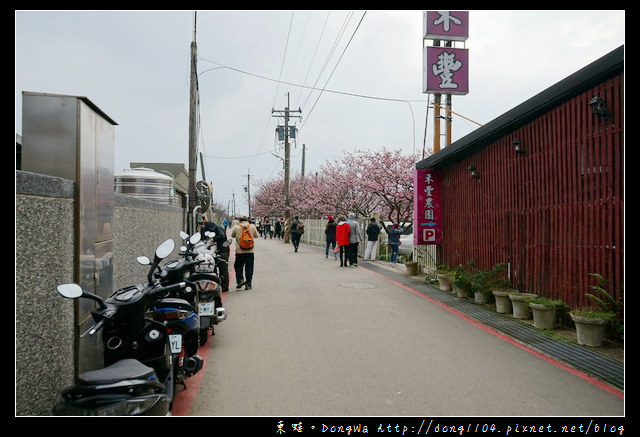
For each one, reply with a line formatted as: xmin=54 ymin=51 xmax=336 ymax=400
xmin=175 ymin=237 xmax=623 ymax=418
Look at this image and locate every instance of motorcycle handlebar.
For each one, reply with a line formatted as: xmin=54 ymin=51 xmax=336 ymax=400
xmin=151 ymin=281 xmax=190 ymax=296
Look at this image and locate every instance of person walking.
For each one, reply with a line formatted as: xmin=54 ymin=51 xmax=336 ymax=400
xmin=263 ymin=217 xmax=272 ymax=239
xmin=346 ymin=212 xmax=361 ymax=267
xmin=201 ymin=219 xmax=231 ymax=292
xmin=324 ymin=215 xmax=337 ymax=259
xmin=363 ymin=217 xmax=381 ymax=261
xmin=230 ymin=216 xmax=259 ymax=290
xmin=335 ymin=215 xmax=351 ymax=267
xmin=387 ymin=221 xmax=404 ymax=263
xmin=274 ymin=218 xmax=282 ymax=239
xmin=290 ymin=216 xmax=304 ymax=252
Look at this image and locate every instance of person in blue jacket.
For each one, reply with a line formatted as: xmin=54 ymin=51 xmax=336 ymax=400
xmin=387 ymin=222 xmax=403 ymax=263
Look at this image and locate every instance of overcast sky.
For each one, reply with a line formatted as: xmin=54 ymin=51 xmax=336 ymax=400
xmin=15 ymin=10 xmax=625 ymax=217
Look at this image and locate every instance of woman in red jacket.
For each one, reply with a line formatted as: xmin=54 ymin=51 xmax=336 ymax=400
xmin=335 ymin=215 xmax=351 ymax=267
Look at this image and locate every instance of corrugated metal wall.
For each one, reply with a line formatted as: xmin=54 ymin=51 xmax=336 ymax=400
xmin=440 ymin=74 xmax=623 ymax=311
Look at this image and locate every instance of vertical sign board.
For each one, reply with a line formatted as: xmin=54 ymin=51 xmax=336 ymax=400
xmin=424 ymin=47 xmax=469 ymax=95
xmin=422 ymin=11 xmax=469 ymax=95
xmin=423 ymin=11 xmax=469 ymax=41
xmin=414 ymin=169 xmax=442 ymax=245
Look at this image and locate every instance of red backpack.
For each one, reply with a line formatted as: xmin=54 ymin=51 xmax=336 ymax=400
xmin=238 ymin=223 xmax=254 ymax=250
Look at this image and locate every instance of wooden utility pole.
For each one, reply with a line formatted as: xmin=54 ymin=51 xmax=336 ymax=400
xmin=187 ymin=12 xmax=198 ymax=233
xmin=272 ymin=92 xmax=301 ymax=243
xmin=244 ymin=169 xmax=252 ymax=218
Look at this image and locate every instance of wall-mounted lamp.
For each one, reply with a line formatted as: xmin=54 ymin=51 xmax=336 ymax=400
xmin=513 ymin=138 xmax=525 ymax=154
xmin=589 ymin=95 xmax=610 ymax=121
xmin=468 ymin=165 xmax=479 ymax=179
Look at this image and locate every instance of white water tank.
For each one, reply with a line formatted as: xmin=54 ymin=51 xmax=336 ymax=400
xmin=114 ymin=167 xmax=175 ymax=205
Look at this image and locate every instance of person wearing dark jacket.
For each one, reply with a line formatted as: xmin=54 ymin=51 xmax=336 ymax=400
xmin=324 ymin=215 xmax=337 ymax=259
xmin=290 ymin=216 xmax=304 ymax=252
xmin=363 ymin=217 xmax=381 ymax=260
xmin=201 ymin=220 xmax=230 ymax=291
xmin=387 ymin=222 xmax=404 ymax=263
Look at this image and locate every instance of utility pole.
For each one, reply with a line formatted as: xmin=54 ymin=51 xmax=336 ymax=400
xmin=301 ymin=143 xmax=306 ymax=178
xmin=232 ymin=191 xmax=236 ymax=217
xmin=272 ymin=92 xmax=301 ymax=243
xmin=243 ymin=169 xmax=252 ymax=218
xmin=187 ymin=11 xmax=198 ymax=233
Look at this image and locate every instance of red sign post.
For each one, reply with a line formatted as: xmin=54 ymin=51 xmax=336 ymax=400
xmin=413 ymin=169 xmax=442 ymax=245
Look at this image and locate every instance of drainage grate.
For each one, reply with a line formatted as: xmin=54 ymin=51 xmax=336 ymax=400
xmin=363 ymin=263 xmax=624 ymax=392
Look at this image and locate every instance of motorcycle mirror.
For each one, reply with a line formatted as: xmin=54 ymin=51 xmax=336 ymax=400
xmin=189 ymin=233 xmax=202 ymax=245
xmin=180 ymin=231 xmax=189 ymax=240
xmin=56 ymin=283 xmax=83 ymax=298
xmin=156 ymin=239 xmax=175 ymax=259
xmin=56 ymin=283 xmax=107 ymax=309
xmin=137 ymin=256 xmax=150 ymax=265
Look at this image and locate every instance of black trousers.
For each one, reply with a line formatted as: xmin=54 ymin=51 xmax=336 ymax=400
xmin=291 ymin=232 xmax=301 ymax=249
xmin=349 ymin=242 xmax=359 ymax=265
xmin=218 ymin=247 xmax=230 ymax=291
xmin=234 ymin=252 xmax=255 ymax=285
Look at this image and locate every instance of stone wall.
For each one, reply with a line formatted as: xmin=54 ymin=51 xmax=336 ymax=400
xmin=15 ymin=170 xmax=185 ymax=415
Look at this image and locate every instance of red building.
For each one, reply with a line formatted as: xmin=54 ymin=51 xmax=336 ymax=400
xmin=415 ymin=45 xmax=624 ymax=311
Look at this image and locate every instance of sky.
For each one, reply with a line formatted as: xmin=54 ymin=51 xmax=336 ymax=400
xmin=15 ymin=10 xmax=625 ymax=217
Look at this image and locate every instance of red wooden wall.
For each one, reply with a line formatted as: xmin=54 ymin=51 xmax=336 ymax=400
xmin=440 ymin=73 xmax=624 ymax=311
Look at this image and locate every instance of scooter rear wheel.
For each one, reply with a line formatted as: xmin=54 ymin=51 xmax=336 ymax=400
xmin=199 ymin=328 xmax=209 ymax=346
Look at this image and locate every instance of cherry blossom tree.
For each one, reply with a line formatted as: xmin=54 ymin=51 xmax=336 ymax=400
xmin=251 ymin=147 xmax=420 ymax=227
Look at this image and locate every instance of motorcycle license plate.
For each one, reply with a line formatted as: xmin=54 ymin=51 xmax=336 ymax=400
xmin=169 ymin=334 xmax=182 ymax=353
xmin=199 ymin=302 xmax=215 ymax=316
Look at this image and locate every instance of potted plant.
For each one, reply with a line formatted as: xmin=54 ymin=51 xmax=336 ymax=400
xmin=492 ymin=288 xmax=515 ymax=314
xmin=529 ymin=297 xmax=565 ymax=330
xmin=435 ymin=264 xmax=454 ymax=291
xmin=404 ymin=254 xmax=419 ymax=276
xmin=570 ymin=307 xmax=614 ymax=347
xmin=471 ymin=263 xmax=507 ymax=304
xmin=569 ymin=273 xmax=621 ymax=347
xmin=509 ymin=291 xmax=538 ymax=319
xmin=452 ymin=262 xmax=474 ymax=297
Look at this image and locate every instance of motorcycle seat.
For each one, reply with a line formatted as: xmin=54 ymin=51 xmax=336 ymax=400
xmin=78 ymin=359 xmax=157 ymax=385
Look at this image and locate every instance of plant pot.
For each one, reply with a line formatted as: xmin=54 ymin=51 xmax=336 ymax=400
xmin=508 ymin=293 xmax=538 ymax=319
xmin=570 ymin=314 xmax=609 ymax=347
xmin=453 ymin=284 xmax=472 ymax=298
xmin=474 ymin=291 xmax=490 ymax=304
xmin=530 ymin=303 xmax=556 ymax=330
xmin=435 ymin=273 xmax=453 ymax=291
xmin=492 ymin=290 xmax=513 ymax=314
xmin=405 ymin=262 xmax=419 ymax=276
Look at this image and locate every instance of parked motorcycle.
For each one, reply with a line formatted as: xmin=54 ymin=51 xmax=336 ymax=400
xmin=53 ymin=239 xmax=191 ymax=416
xmin=140 ymin=233 xmax=205 ymax=387
xmin=192 ymin=232 xmax=229 ymax=344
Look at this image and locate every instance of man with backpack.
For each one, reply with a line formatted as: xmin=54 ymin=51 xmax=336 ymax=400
xmin=290 ymin=216 xmax=304 ymax=252
xmin=230 ymin=216 xmax=259 ymax=290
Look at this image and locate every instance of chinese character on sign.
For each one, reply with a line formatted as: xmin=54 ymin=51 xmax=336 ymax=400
xmin=424 ymin=46 xmax=468 ymax=95
xmin=432 ymin=51 xmax=462 ymax=89
xmin=433 ymin=11 xmax=462 ymax=32
xmin=423 ymin=11 xmax=469 ymax=41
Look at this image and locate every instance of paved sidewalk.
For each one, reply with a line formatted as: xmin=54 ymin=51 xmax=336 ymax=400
xmin=360 ymin=259 xmax=624 ymax=394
